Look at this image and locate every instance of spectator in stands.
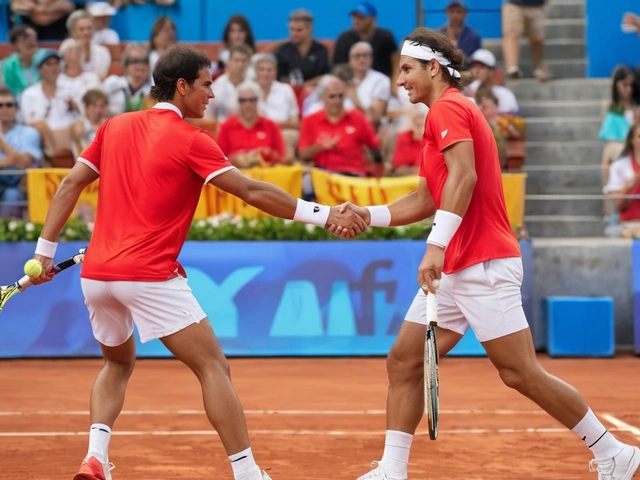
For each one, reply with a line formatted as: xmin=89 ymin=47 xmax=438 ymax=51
xmin=0 ymin=86 xmax=42 ymax=218
xmin=274 ymin=9 xmax=330 ymax=89
xmin=298 ymin=75 xmax=380 ymax=176
xmin=103 ymin=43 xmax=152 ymax=116
xmin=438 ymin=0 xmax=482 ymax=62
xmin=59 ymin=9 xmax=112 ymax=81
xmin=253 ymin=53 xmax=299 ymax=163
xmin=87 ymin=2 xmax=120 ymax=46
xmin=622 ymin=12 xmax=640 ymax=36
xmin=58 ymin=40 xmax=104 ymax=113
xmin=1 ymin=25 xmax=41 ymax=99
xmin=466 ymin=48 xmax=519 ymax=114
xmin=216 ymin=80 xmax=286 ymax=168
xmin=215 ymin=14 xmax=255 ymax=74
xmin=476 ymin=87 xmax=508 ymax=168
xmin=70 ymin=88 xmax=108 ymax=158
xmin=502 ymin=0 xmax=548 ymax=82
xmin=148 ymin=16 xmax=177 ymax=73
xmin=333 ymin=2 xmax=398 ymax=79
xmin=390 ymin=106 xmax=426 ymax=177
xmin=605 ymin=122 xmax=640 ymax=237
xmin=9 ymin=0 xmax=76 ymax=41
xmin=301 ymin=64 xmax=354 ymax=117
xmin=20 ymin=49 xmax=79 ymax=166
xmin=347 ymin=41 xmax=391 ymax=129
xmin=600 ymin=65 xmax=640 ymax=185
xmin=204 ymin=44 xmax=252 ymax=122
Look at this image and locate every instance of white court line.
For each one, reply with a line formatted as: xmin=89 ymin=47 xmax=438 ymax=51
xmin=602 ymin=414 xmax=640 ymax=439
xmin=0 ymin=409 xmax=547 ymax=416
xmin=0 ymin=427 xmax=635 ymax=438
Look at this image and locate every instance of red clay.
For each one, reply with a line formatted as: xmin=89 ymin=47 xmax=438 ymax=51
xmin=1 ymin=355 xmax=639 ymax=479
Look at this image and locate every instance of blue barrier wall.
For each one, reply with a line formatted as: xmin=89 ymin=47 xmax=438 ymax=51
xmin=586 ymin=0 xmax=639 ymax=78
xmin=0 ymin=240 xmax=533 ymax=358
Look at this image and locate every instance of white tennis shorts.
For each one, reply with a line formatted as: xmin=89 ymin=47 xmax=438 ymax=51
xmin=81 ymin=276 xmax=207 ymax=346
xmin=405 ymin=257 xmax=529 ymax=342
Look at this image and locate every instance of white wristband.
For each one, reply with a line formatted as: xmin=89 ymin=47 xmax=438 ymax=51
xmin=426 ymin=210 xmax=462 ymax=250
xmin=293 ymin=199 xmax=331 ymax=227
xmin=366 ymin=205 xmax=391 ymax=227
xmin=35 ymin=237 xmax=58 ymax=258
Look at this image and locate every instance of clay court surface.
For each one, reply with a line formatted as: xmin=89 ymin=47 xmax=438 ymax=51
xmin=2 ymin=355 xmax=639 ymax=479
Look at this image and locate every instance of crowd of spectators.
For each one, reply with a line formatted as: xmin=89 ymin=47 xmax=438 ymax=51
xmin=0 ymin=0 xmax=538 ymax=219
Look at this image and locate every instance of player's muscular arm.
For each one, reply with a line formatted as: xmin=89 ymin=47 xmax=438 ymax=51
xmin=387 ymin=177 xmax=436 ymax=225
xmin=40 ymin=163 xmax=99 ymax=242
xmin=439 ymin=141 xmax=477 ymax=217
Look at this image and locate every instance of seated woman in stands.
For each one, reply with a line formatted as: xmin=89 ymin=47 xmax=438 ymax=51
xmin=216 ymin=80 xmax=286 ymax=168
xmin=605 ymin=122 xmax=640 ymax=238
xmin=148 ymin=16 xmax=177 ymax=73
xmin=599 ymin=65 xmax=640 ymax=186
xmin=214 ymin=14 xmax=255 ymax=75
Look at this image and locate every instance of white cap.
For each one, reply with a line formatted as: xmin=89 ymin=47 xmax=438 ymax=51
xmin=87 ymin=2 xmax=117 ymax=16
xmin=470 ymin=48 xmax=496 ymax=68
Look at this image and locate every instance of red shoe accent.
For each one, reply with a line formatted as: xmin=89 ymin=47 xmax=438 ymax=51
xmin=73 ymin=456 xmax=106 ymax=480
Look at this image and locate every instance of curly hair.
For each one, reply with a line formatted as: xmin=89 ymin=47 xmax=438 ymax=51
xmin=403 ymin=27 xmax=472 ymax=90
xmin=150 ymin=46 xmax=211 ymax=102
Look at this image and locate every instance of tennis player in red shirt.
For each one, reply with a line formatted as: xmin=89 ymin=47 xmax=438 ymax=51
xmin=28 ymin=46 xmax=367 ymax=480
xmin=331 ymin=28 xmax=640 ymax=480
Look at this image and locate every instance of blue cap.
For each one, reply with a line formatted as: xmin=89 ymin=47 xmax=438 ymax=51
xmin=445 ymin=0 xmax=466 ymax=9
xmin=349 ymin=2 xmax=377 ymax=17
xmin=34 ymin=49 xmax=61 ymax=68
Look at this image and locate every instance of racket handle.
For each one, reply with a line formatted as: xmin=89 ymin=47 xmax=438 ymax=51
xmin=426 ymin=292 xmax=438 ymax=323
xmin=16 ymin=275 xmax=32 ymax=290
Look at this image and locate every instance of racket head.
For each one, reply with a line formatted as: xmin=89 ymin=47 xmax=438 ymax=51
xmin=424 ymin=323 xmax=440 ymax=439
xmin=0 ymin=283 xmax=21 ymax=312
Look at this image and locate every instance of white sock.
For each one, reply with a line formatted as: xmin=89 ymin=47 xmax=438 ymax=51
xmin=86 ymin=423 xmax=111 ymax=464
xmin=229 ymin=447 xmax=258 ymax=478
xmin=379 ymin=430 xmax=413 ymax=477
xmin=572 ymin=409 xmax=624 ymax=461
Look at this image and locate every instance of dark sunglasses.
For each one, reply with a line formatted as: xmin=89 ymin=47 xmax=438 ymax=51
xmin=327 ymin=93 xmax=344 ymax=100
xmin=238 ymin=97 xmax=258 ymax=104
xmin=0 ymin=102 xmax=16 ymax=108
xmin=350 ymin=53 xmax=371 ymax=59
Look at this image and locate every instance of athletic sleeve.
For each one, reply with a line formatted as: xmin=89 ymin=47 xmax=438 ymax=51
xmin=78 ymin=119 xmax=109 ymax=173
xmin=427 ymin=99 xmax=473 ymax=152
xmin=188 ymin=130 xmax=234 ymax=183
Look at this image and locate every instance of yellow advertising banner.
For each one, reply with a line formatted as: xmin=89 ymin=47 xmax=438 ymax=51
xmin=311 ymin=169 xmax=527 ymax=228
xmin=27 ymin=165 xmax=304 ymax=224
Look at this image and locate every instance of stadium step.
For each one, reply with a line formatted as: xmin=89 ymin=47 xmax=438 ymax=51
xmin=518 ymin=100 xmax=603 ymax=118
xmin=507 ymin=78 xmax=610 ymax=102
xmin=524 ymin=117 xmax=601 ymax=142
xmin=524 ymin=140 xmax=602 ymax=166
xmin=484 ymin=38 xmax=585 ymax=62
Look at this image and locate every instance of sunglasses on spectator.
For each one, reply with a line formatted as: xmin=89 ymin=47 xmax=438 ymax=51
xmin=350 ymin=53 xmax=371 ymax=59
xmin=238 ymin=97 xmax=258 ymax=104
xmin=126 ymin=58 xmax=149 ymax=66
xmin=327 ymin=93 xmax=344 ymax=100
xmin=0 ymin=102 xmax=16 ymax=108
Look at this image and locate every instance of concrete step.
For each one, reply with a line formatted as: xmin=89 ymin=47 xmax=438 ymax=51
xmin=525 ymin=117 xmax=601 ymax=142
xmin=525 ymin=196 xmax=603 ymax=216
xmin=524 ymin=168 xmax=602 ymax=194
xmin=546 ymin=2 xmax=585 ymax=20
xmin=525 ymin=217 xmax=606 ymax=237
xmin=544 ymin=19 xmax=585 ymax=40
xmin=484 ymin=39 xmax=585 ymax=62
xmin=518 ymin=100 xmax=603 ymax=117
xmin=524 ymin=141 xmax=603 ymax=166
xmin=507 ymin=79 xmax=609 ymax=101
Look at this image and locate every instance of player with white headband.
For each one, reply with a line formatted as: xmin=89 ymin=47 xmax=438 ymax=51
xmin=329 ymin=27 xmax=640 ymax=480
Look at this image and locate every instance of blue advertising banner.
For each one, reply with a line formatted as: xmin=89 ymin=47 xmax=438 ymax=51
xmin=0 ymin=241 xmax=534 ymax=358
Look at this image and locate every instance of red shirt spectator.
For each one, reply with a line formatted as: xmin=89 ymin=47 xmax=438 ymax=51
xmin=217 ymin=115 xmax=285 ymax=166
xmin=391 ymin=130 xmax=421 ymax=172
xmin=298 ymin=76 xmax=379 ymax=176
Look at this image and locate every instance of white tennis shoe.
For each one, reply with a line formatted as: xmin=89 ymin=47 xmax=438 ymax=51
xmin=589 ymin=445 xmax=640 ymax=480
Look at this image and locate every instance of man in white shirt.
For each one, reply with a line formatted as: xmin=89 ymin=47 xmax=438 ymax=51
xmin=466 ymin=48 xmax=519 ymax=114
xmin=103 ymin=43 xmax=152 ymax=116
xmin=204 ymin=44 xmax=251 ymax=122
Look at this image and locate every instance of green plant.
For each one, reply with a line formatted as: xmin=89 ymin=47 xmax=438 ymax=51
xmin=0 ymin=214 xmax=432 ymax=242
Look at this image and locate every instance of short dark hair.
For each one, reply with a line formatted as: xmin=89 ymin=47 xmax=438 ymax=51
xmin=150 ymin=45 xmax=211 ymax=102
xmin=404 ymin=28 xmax=472 ymax=90
xmin=82 ymin=88 xmax=108 ymax=107
xmin=9 ymin=24 xmax=35 ymax=44
xmin=0 ymin=86 xmax=15 ymax=99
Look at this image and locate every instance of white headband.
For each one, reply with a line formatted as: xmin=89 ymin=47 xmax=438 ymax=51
xmin=400 ymin=41 xmax=461 ymax=79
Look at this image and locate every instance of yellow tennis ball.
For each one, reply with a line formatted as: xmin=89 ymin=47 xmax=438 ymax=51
xmin=24 ymin=259 xmax=43 ymax=277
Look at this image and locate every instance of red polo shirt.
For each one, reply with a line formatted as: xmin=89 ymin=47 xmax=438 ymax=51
xmin=217 ymin=115 xmax=285 ymax=165
xmin=298 ymin=109 xmax=380 ymax=175
xmin=392 ymin=130 xmax=422 ymax=169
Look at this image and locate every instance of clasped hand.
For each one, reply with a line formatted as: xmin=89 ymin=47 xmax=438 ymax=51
xmin=325 ymin=202 xmax=370 ymax=239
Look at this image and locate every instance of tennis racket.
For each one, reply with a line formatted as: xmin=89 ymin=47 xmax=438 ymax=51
xmin=0 ymin=248 xmax=86 ymax=312
xmin=424 ymin=280 xmax=440 ymax=440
